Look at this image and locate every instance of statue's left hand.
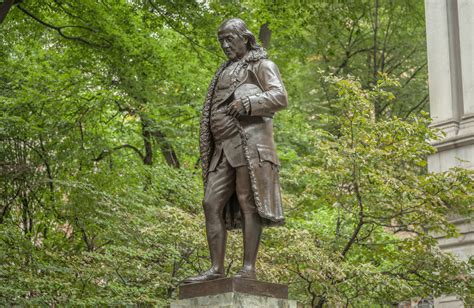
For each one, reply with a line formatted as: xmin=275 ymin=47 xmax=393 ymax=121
xmin=226 ymin=99 xmax=247 ymax=117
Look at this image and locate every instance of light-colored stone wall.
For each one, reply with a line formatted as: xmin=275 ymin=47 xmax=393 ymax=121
xmin=427 ymin=143 xmax=474 ymax=172
xmin=434 ymin=218 xmax=474 ymax=261
xmin=424 ymin=0 xmax=473 ymax=307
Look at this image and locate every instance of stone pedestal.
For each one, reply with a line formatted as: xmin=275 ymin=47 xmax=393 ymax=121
xmin=171 ymin=278 xmax=298 ymax=308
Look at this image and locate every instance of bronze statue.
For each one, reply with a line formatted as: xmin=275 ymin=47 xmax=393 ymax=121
xmin=184 ymin=18 xmax=287 ymax=283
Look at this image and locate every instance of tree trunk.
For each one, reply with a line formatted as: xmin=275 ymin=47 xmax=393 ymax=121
xmin=259 ymin=23 xmax=271 ymax=49
xmin=152 ymin=130 xmax=180 ymax=168
xmin=141 ymin=121 xmax=153 ymax=166
xmin=0 ymin=0 xmax=15 ymax=24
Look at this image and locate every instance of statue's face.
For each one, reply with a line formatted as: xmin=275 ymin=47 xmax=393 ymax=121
xmin=218 ymin=26 xmax=248 ymax=61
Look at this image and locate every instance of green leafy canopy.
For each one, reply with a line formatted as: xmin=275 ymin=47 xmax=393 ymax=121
xmin=1 ymin=1 xmax=472 ymax=306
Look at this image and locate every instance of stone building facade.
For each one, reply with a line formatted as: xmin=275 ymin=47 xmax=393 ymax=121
xmin=424 ymin=0 xmax=473 ymax=307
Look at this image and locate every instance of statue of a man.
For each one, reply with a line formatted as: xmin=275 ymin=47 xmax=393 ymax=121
xmin=185 ymin=18 xmax=287 ymax=282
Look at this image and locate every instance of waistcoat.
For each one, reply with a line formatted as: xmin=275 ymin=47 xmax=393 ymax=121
xmin=210 ymin=61 xmax=244 ymax=141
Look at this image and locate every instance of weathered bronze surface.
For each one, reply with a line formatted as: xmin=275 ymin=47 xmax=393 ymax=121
xmin=184 ymin=18 xmax=288 ymax=283
xmin=179 ymin=278 xmax=288 ymax=300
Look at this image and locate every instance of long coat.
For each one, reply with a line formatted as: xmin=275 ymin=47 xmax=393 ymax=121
xmin=199 ymin=48 xmax=288 ymax=229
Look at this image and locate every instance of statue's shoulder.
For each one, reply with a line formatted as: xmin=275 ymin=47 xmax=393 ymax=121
xmin=251 ymin=58 xmax=281 ymax=75
xmin=256 ymin=58 xmax=277 ymax=68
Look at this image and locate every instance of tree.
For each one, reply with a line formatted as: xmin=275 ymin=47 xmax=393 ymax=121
xmin=263 ymin=76 xmax=473 ymax=306
xmin=1 ymin=1 xmax=217 ymax=304
xmin=242 ymin=0 xmax=429 ymax=119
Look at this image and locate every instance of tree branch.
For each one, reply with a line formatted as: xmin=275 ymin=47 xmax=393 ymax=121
xmin=17 ymin=4 xmax=111 ymax=48
xmin=400 ymin=62 xmax=427 ymax=88
xmin=403 ymin=93 xmax=429 ymax=120
xmin=380 ymin=3 xmax=395 ymax=73
xmin=341 ymin=123 xmax=365 ymax=257
xmin=93 ymin=144 xmax=145 ymax=162
xmin=148 ymin=0 xmax=222 ymax=60
xmin=334 ymin=10 xmax=367 ymax=75
xmin=385 ymin=48 xmax=418 ymax=74
xmin=0 ymin=186 xmax=21 ymax=224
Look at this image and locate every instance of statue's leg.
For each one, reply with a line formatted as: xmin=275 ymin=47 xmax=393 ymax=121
xmin=202 ymin=154 xmax=236 ymax=274
xmin=184 ymin=154 xmax=236 ymax=283
xmin=235 ymin=166 xmax=261 ymax=279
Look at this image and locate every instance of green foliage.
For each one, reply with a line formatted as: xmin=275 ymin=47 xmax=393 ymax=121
xmin=0 ymin=164 xmax=207 ymax=306
xmin=267 ymin=76 xmax=473 ymax=306
xmin=1 ymin=1 xmax=472 ymax=306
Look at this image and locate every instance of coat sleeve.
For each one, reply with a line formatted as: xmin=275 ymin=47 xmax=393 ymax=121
xmin=246 ymin=59 xmax=288 ymax=116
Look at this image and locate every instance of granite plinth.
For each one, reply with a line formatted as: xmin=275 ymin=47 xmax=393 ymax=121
xmin=178 ymin=277 xmax=288 ymax=300
xmin=171 ymin=292 xmax=298 ymax=308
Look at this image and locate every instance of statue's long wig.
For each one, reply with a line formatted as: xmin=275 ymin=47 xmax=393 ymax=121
xmin=218 ymin=18 xmax=260 ymax=50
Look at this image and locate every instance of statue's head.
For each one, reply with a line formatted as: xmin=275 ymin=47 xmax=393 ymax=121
xmin=217 ymin=18 xmax=259 ymax=61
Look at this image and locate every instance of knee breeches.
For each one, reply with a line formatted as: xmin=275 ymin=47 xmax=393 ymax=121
xmin=203 ymin=153 xmax=257 ymax=218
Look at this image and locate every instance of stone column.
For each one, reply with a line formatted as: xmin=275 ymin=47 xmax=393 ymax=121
xmin=424 ymin=0 xmax=474 ymax=307
xmin=425 ymin=0 xmax=463 ymax=138
xmin=458 ymin=0 xmax=474 ymax=132
xmin=426 ymin=0 xmax=474 ymax=173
